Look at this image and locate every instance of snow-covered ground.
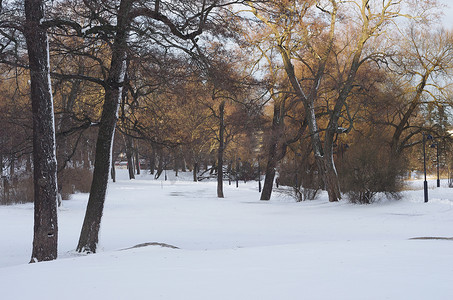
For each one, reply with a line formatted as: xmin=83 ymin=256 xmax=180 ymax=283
xmin=1 ymin=170 xmax=452 ymax=299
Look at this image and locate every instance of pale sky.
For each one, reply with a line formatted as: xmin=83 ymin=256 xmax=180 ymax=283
xmin=439 ymin=0 xmax=453 ymax=29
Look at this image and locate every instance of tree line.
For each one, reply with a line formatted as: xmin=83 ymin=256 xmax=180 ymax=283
xmin=0 ymin=0 xmax=452 ymax=262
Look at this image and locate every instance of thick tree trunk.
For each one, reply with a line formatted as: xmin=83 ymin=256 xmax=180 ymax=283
xmin=77 ymin=0 xmax=131 ymax=253
xmin=320 ymin=149 xmax=341 ymax=203
xmin=217 ymin=101 xmax=225 ymax=198
xmin=24 ymin=0 xmax=59 ymax=262
xmin=260 ymin=159 xmax=276 ymax=200
xmin=260 ymin=101 xmax=283 ymax=201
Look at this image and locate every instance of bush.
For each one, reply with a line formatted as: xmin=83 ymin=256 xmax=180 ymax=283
xmin=58 ymin=167 xmax=93 ymax=200
xmin=338 ymin=137 xmax=405 ymax=204
xmin=0 ymin=167 xmax=93 ymax=205
xmin=277 ymin=151 xmax=321 ymax=202
xmin=0 ymin=174 xmax=34 ymax=205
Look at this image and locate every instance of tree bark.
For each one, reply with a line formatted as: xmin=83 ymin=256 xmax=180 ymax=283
xmin=134 ymin=140 xmax=140 ymax=175
xmin=217 ymin=101 xmax=225 ymax=198
xmin=77 ymin=0 xmax=132 ymax=253
xmin=260 ymin=100 xmax=284 ymax=200
xmin=193 ymin=161 xmax=198 ymax=182
xmin=24 ymin=0 xmax=58 ymax=262
xmin=155 ymin=147 xmax=164 ymax=179
xmin=125 ymin=135 xmax=135 ymax=180
xmin=111 ymin=163 xmax=116 ymax=183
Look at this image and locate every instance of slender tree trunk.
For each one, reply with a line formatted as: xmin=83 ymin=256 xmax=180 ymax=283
xmin=24 ymin=0 xmax=58 ymax=262
xmin=174 ymin=151 xmax=179 ymax=177
xmin=26 ymin=154 xmax=32 ymax=172
xmin=77 ymin=0 xmax=131 ymax=253
xmin=9 ymin=155 xmax=14 ymax=176
xmin=155 ymin=148 xmax=164 ymax=179
xmin=193 ymin=161 xmax=198 ymax=182
xmin=111 ymin=163 xmax=116 ymax=183
xmin=149 ymin=146 xmax=155 ymax=175
xmin=125 ymin=135 xmax=135 ymax=180
xmin=217 ymin=101 xmax=225 ymax=198
xmin=135 ymin=141 xmax=140 ymax=175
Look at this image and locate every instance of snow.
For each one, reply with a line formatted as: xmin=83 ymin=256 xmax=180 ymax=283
xmin=1 ymin=170 xmax=453 ymax=299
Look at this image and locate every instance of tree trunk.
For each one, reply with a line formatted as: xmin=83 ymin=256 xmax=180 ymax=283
xmin=9 ymin=155 xmax=14 ymax=176
xmin=193 ymin=161 xmax=198 ymax=182
xmin=155 ymin=148 xmax=164 ymax=179
xmin=174 ymin=151 xmax=179 ymax=177
xmin=125 ymin=135 xmax=135 ymax=180
xmin=217 ymin=101 xmax=225 ymax=198
xmin=111 ymin=163 xmax=116 ymax=183
xmin=77 ymin=0 xmax=131 ymax=253
xmin=24 ymin=0 xmax=58 ymax=262
xmin=135 ymin=141 xmax=140 ymax=175
xmin=261 ymin=100 xmax=284 ymax=201
xmin=321 ymin=148 xmax=341 ymax=203
xmin=279 ymin=44 xmax=341 ymax=202
xmin=149 ymin=145 xmax=156 ymax=175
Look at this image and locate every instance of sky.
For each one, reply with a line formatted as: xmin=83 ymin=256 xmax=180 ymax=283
xmin=440 ymin=0 xmax=453 ymax=29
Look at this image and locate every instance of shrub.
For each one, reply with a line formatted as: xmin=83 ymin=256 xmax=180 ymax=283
xmin=1 ymin=167 xmax=93 ymax=205
xmin=0 ymin=174 xmax=34 ymax=205
xmin=58 ymin=167 xmax=93 ymax=200
xmin=338 ymin=137 xmax=405 ymax=204
xmin=277 ymin=151 xmax=321 ymax=202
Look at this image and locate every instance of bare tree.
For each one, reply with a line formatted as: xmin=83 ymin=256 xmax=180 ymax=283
xmin=246 ymin=0 xmax=432 ymax=202
xmin=77 ymin=0 xmax=236 ymax=253
xmin=389 ymin=27 xmax=453 ymax=155
xmin=76 ymin=0 xmax=133 ymax=253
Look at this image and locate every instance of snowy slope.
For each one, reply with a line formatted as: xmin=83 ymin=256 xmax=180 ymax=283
xmin=1 ymin=170 xmax=452 ymax=299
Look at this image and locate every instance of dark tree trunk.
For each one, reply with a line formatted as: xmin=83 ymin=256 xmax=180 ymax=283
xmin=111 ymin=163 xmax=116 ymax=183
xmin=174 ymin=151 xmax=179 ymax=177
xmin=217 ymin=101 xmax=225 ymax=198
xmin=261 ymin=100 xmax=284 ymax=201
xmin=193 ymin=161 xmax=198 ymax=182
xmin=9 ymin=155 xmax=14 ymax=176
xmin=155 ymin=147 xmax=164 ymax=179
xmin=134 ymin=141 xmax=140 ymax=175
xmin=125 ymin=135 xmax=135 ymax=180
xmin=77 ymin=0 xmax=131 ymax=253
xmin=261 ymin=152 xmax=277 ymax=200
xmin=24 ymin=0 xmax=58 ymax=262
xmin=26 ymin=154 xmax=32 ymax=172
xmin=149 ymin=146 xmax=155 ymax=175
